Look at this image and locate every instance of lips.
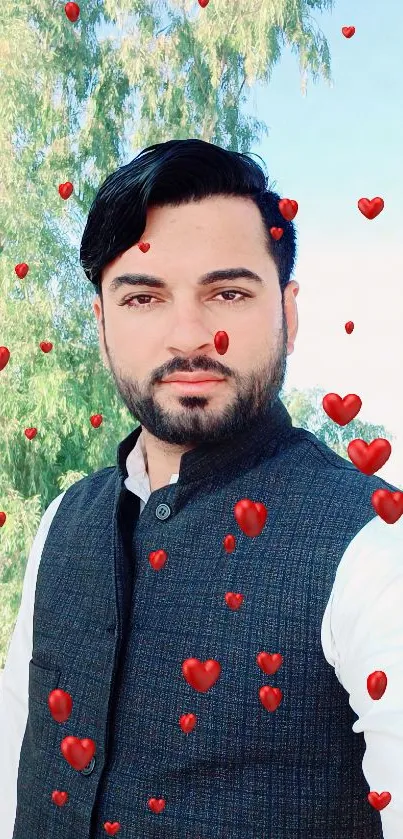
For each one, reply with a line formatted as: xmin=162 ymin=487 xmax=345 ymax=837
xmin=162 ymin=374 xmax=224 ymax=383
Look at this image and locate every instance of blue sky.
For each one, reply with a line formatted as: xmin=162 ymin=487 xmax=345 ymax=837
xmin=245 ymin=0 xmax=403 ymax=485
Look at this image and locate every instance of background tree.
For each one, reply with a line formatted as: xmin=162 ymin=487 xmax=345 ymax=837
xmin=1 ymin=0 xmax=337 ymax=665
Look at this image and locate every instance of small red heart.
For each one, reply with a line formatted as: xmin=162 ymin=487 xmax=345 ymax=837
xmin=149 ymin=549 xmax=168 ymax=570
xmin=48 ymin=689 xmax=73 ymax=723
xmin=179 ymin=713 xmax=197 ymax=733
xmin=198 ymin=0 xmax=210 ymax=6
xmin=24 ymin=428 xmax=37 ymax=440
xmin=347 ymin=439 xmax=391 ymax=475
xmin=278 ymin=199 xmax=298 ymax=221
xmin=148 ymin=797 xmax=166 ymax=813
xmin=322 ymin=393 xmax=362 ymax=426
xmin=59 ymin=182 xmax=74 ymax=200
xmin=367 ymin=791 xmax=391 ymax=811
xmin=358 ymin=197 xmax=384 ymax=220
xmin=371 ymin=489 xmax=403 ymax=524
xmin=138 ymin=242 xmax=150 ymax=252
xmin=223 ymin=534 xmax=236 ymax=553
xmin=259 ymin=685 xmax=283 ymax=712
xmin=342 ymin=26 xmax=355 ymax=38
xmin=214 ymin=330 xmax=229 ymax=355
xmin=270 ymin=227 xmax=284 ymax=240
xmin=0 ymin=512 xmax=6 ymax=528
xmin=256 ymin=652 xmax=283 ymax=675
xmin=0 ymin=346 xmax=10 ymax=371
xmin=224 ymin=592 xmax=244 ymax=610
xmin=90 ymin=414 xmax=103 ymax=428
xmin=345 ymin=321 xmax=354 ymax=334
xmin=15 ymin=263 xmax=29 ymax=279
xmin=234 ymin=499 xmax=267 ymax=537
xmin=61 ymin=736 xmax=96 ymax=771
xmin=39 ymin=341 xmax=53 ymax=353
xmin=104 ymin=822 xmax=121 ymax=836
xmin=65 ymin=2 xmax=80 ymax=22
xmin=182 ymin=658 xmax=221 ymax=693
xmin=51 ymin=789 xmax=69 ymax=806
xmin=367 ymin=670 xmax=387 ymax=700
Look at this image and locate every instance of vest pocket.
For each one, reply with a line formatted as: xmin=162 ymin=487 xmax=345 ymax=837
xmin=27 ymin=659 xmax=61 ymax=749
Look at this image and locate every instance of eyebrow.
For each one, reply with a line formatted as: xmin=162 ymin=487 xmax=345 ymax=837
xmin=108 ymin=267 xmax=264 ymax=295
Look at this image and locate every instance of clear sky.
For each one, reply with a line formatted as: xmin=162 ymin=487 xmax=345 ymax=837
xmin=245 ymin=0 xmax=403 ymax=485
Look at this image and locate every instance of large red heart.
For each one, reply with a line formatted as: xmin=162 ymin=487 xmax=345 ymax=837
xmin=14 ymin=262 xmax=29 ymax=279
xmin=0 ymin=346 xmax=10 ymax=371
xmin=104 ymin=822 xmax=121 ymax=836
xmin=367 ymin=670 xmax=387 ymax=700
xmin=148 ymin=798 xmax=166 ymax=813
xmin=61 ymin=736 xmax=96 ymax=771
xmin=51 ymin=790 xmax=68 ymax=806
xmin=367 ymin=791 xmax=391 ymax=811
xmin=48 ymin=688 xmax=73 ymax=723
xmin=259 ymin=686 xmax=283 ymax=712
xmin=182 ymin=658 xmax=221 ymax=692
xmin=278 ymin=199 xmax=298 ymax=221
xmin=234 ymin=499 xmax=267 ymax=537
xmin=59 ymin=182 xmax=74 ymax=200
xmin=347 ymin=439 xmax=391 ymax=475
xmin=371 ymin=489 xmax=403 ymax=524
xmin=256 ymin=652 xmax=283 ymax=675
xmin=322 ymin=393 xmax=362 ymax=425
xmin=358 ymin=197 xmax=384 ymax=219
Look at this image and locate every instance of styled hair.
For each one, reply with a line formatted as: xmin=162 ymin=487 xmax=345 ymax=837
xmin=80 ymin=138 xmax=297 ymax=306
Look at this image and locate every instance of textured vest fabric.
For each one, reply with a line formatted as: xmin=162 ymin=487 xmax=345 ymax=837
xmin=12 ymin=397 xmax=399 ymax=838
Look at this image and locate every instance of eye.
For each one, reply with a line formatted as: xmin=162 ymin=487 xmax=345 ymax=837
xmin=119 ymin=290 xmax=252 ymax=309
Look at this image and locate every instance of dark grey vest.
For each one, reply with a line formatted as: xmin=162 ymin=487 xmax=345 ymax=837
xmin=13 ymin=398 xmax=398 ymax=838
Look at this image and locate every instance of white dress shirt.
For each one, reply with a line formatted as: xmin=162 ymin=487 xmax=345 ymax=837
xmin=1 ymin=430 xmax=402 ymax=838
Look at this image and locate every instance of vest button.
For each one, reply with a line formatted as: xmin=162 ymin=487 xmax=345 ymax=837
xmin=155 ymin=503 xmax=172 ymax=520
xmin=80 ymin=755 xmax=96 ymax=775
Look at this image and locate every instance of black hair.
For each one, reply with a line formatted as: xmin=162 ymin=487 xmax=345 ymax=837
xmin=80 ymin=138 xmax=297 ymax=307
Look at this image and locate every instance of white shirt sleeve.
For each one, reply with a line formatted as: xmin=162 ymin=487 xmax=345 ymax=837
xmin=322 ymin=513 xmax=403 ymax=839
xmin=0 ymin=492 xmax=66 ymax=839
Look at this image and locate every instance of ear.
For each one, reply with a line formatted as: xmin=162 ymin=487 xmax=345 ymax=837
xmin=93 ymin=297 xmax=110 ymax=371
xmin=283 ymin=281 xmax=299 ymax=354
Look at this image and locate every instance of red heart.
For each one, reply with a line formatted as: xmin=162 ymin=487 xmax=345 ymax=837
xmin=223 ymin=534 xmax=236 ymax=553
xmin=182 ymin=658 xmax=221 ymax=693
xmin=278 ymin=199 xmax=298 ymax=221
xmin=342 ymin=26 xmax=355 ymax=38
xmin=198 ymin=0 xmax=210 ymax=6
xmin=138 ymin=242 xmax=150 ymax=252
xmin=259 ymin=685 xmax=283 ymax=712
xmin=214 ymin=330 xmax=229 ymax=355
xmin=224 ymin=592 xmax=244 ymax=610
xmin=256 ymin=652 xmax=283 ymax=675
xmin=347 ymin=439 xmax=391 ymax=475
xmin=90 ymin=414 xmax=103 ymax=428
xmin=24 ymin=428 xmax=37 ymax=440
xmin=367 ymin=670 xmax=387 ymax=700
xmin=270 ymin=227 xmax=284 ymax=240
xmin=148 ymin=797 xmax=166 ymax=813
xmin=48 ymin=689 xmax=73 ymax=723
xmin=65 ymin=2 xmax=80 ymax=22
xmin=0 ymin=512 xmax=6 ymax=527
xmin=234 ymin=499 xmax=267 ymax=537
xmin=14 ymin=262 xmax=29 ymax=279
xmin=371 ymin=489 xmax=403 ymax=524
xmin=104 ymin=822 xmax=121 ymax=836
xmin=39 ymin=341 xmax=53 ymax=353
xmin=61 ymin=736 xmax=96 ymax=771
xmin=358 ymin=197 xmax=384 ymax=220
xmin=345 ymin=321 xmax=354 ymax=334
xmin=149 ymin=549 xmax=168 ymax=570
xmin=59 ymin=182 xmax=74 ymax=200
xmin=367 ymin=791 xmax=391 ymax=811
xmin=51 ymin=789 xmax=69 ymax=806
xmin=0 ymin=346 xmax=10 ymax=371
xmin=179 ymin=713 xmax=197 ymax=733
xmin=322 ymin=393 xmax=362 ymax=426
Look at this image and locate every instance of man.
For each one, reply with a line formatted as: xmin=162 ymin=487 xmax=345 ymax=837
xmin=1 ymin=139 xmax=402 ymax=838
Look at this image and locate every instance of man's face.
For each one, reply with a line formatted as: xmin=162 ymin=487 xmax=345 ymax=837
xmin=93 ymin=196 xmax=299 ymax=446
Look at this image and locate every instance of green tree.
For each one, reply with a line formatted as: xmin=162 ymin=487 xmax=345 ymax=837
xmin=0 ymin=0 xmax=336 ymax=665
